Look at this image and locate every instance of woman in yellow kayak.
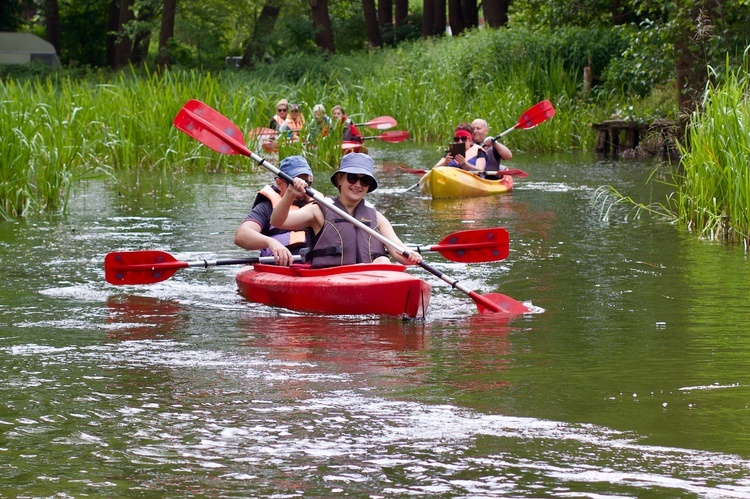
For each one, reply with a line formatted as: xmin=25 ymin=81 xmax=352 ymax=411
xmin=433 ymin=126 xmax=488 ymax=174
xmin=270 ymin=153 xmax=423 ymax=268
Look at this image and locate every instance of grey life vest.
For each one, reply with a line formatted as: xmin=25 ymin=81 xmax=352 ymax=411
xmin=305 ymin=197 xmax=388 ymax=268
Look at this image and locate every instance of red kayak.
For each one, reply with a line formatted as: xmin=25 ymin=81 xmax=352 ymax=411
xmin=236 ymin=263 xmax=430 ymax=318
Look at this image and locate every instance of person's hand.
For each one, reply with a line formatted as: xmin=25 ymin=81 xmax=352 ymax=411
xmin=267 ymin=239 xmax=294 ymax=266
xmin=483 ymin=137 xmax=494 ymax=147
xmin=456 ymin=154 xmax=467 ymax=167
xmin=287 ymin=177 xmax=309 ymax=197
xmin=406 ymin=250 xmax=423 ymax=265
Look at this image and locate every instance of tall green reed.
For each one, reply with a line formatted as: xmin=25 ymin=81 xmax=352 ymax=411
xmin=667 ymin=61 xmax=750 ymax=248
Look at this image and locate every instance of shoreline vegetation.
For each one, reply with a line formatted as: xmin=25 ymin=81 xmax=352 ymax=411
xmin=598 ymin=59 xmax=750 ymax=250
xmin=1 ymin=27 xmax=747 ymax=251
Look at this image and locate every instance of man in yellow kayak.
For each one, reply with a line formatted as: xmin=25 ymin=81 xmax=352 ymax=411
xmin=471 ymin=119 xmax=513 ymax=174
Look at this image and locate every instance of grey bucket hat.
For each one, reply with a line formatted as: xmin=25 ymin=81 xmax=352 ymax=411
xmin=330 ymin=153 xmax=378 ymax=192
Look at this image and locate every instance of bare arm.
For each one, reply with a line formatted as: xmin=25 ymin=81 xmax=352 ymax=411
xmin=376 ymin=212 xmax=422 ymax=265
xmin=269 ymin=178 xmax=323 ymax=233
xmin=491 ymin=139 xmax=512 ymax=160
xmin=234 ymin=219 xmax=295 ymax=266
xmin=460 ymin=145 xmax=487 ymax=172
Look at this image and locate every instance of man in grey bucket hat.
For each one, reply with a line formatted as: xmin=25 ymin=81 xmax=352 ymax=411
xmin=270 ymin=153 xmax=422 ymax=268
xmin=234 ymin=155 xmax=314 ymax=266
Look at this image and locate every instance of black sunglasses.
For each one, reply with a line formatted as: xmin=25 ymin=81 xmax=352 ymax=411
xmin=453 ymin=136 xmax=470 ymax=142
xmin=277 ymin=108 xmax=287 ymax=112
xmin=345 ymin=173 xmax=373 ymax=187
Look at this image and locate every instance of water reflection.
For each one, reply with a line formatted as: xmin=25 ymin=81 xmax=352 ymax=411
xmin=105 ymin=294 xmax=185 ymax=341
xmin=240 ymin=315 xmax=427 ymax=366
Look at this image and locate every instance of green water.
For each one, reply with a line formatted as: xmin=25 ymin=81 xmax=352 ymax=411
xmin=1 ymin=145 xmax=749 ymax=497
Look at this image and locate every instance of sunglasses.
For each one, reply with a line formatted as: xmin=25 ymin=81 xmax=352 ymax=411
xmin=277 ymin=108 xmax=287 ymax=112
xmin=345 ymin=173 xmax=373 ymax=187
xmin=453 ymin=136 xmax=470 ymax=142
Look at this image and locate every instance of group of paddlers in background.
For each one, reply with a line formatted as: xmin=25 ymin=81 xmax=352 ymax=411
xmin=267 ymin=99 xmax=362 ymax=144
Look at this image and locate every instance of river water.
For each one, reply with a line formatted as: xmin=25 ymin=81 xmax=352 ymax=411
xmin=2 ymin=144 xmax=750 ymax=497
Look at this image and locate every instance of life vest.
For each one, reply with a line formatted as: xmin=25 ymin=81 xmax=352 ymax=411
xmin=305 ymin=197 xmax=388 ymax=268
xmin=482 ymin=142 xmax=502 ymax=171
xmin=253 ymin=185 xmax=310 ymax=256
xmin=342 ymin=117 xmax=363 ymax=142
xmin=270 ymin=114 xmax=285 ymax=130
xmin=284 ymin=115 xmax=306 ymax=140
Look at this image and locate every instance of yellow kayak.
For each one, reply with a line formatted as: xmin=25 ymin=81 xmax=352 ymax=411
xmin=419 ymin=167 xmax=514 ymax=198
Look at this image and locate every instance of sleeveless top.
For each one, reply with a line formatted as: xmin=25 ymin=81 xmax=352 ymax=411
xmin=304 ymin=197 xmax=388 ymax=268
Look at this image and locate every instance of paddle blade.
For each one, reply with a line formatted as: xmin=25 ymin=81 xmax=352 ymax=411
xmin=377 ymin=130 xmax=409 ymax=142
xmin=431 ymin=228 xmax=509 ymax=263
xmin=357 ymin=116 xmax=397 ymax=129
xmin=105 ymin=251 xmax=186 ymax=285
xmin=248 ymin=127 xmax=277 ymax=140
xmin=174 ymin=100 xmax=247 ymax=155
xmin=503 ymin=169 xmax=529 ymax=178
xmin=472 ymin=292 xmax=530 ymax=315
xmin=516 ymin=99 xmax=555 ymax=130
xmin=342 ymin=141 xmax=366 ymax=152
xmin=400 ymin=166 xmax=428 ymax=175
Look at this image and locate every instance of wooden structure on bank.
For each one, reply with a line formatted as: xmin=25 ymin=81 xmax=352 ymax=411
xmin=592 ymin=119 xmax=678 ymax=158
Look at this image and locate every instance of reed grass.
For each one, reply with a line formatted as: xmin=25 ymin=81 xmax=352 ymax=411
xmin=596 ymin=56 xmax=750 ymax=249
xmin=1 ymin=26 xmax=674 ymax=219
xmin=666 ymin=61 xmax=750 ymax=248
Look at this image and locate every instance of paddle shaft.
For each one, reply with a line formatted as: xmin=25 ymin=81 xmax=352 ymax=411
xmin=112 ymin=256 xmax=294 ymax=272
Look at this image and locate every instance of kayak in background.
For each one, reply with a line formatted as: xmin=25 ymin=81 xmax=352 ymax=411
xmin=419 ymin=167 xmax=514 ymax=198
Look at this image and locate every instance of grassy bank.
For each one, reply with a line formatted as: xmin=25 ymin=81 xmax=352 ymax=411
xmin=1 ymin=27 xmax=677 ymax=220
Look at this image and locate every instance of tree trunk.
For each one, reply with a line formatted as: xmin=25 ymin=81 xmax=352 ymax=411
xmin=106 ymin=0 xmax=119 ymax=68
xmin=242 ymin=3 xmax=281 ymax=68
xmin=448 ymin=0 xmax=465 ymax=35
xmin=462 ymin=0 xmax=478 ymax=28
xmin=362 ymin=0 xmax=382 ymax=47
xmin=310 ymin=0 xmax=336 ymax=53
xmin=379 ymin=0 xmax=393 ymax=27
xmin=157 ymin=0 xmax=176 ymax=67
xmin=611 ymin=0 xmax=627 ymax=25
xmin=422 ymin=0 xmax=435 ymax=36
xmin=482 ymin=0 xmax=509 ymax=27
xmin=434 ymin=0 xmax=446 ymax=35
xmin=44 ymin=0 xmax=61 ymax=56
xmin=114 ymin=0 xmax=134 ymax=69
xmin=395 ymin=0 xmax=408 ymax=25
xmin=675 ymin=1 xmax=715 ymax=141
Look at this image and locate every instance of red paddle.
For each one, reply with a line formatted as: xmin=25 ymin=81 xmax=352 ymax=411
xmin=104 ymin=251 xmax=301 ymax=285
xmin=248 ymin=127 xmax=277 ymax=139
xmin=365 ymin=130 xmax=408 ymax=142
xmin=492 ymin=99 xmax=556 ymax=140
xmin=412 ymin=227 xmax=509 ymax=263
xmin=173 ymin=99 xmax=529 ymax=316
xmin=105 ymin=227 xmax=511 ymax=285
xmin=342 ymin=131 xmax=408 ymax=150
xmin=354 ymin=116 xmax=397 ymax=129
